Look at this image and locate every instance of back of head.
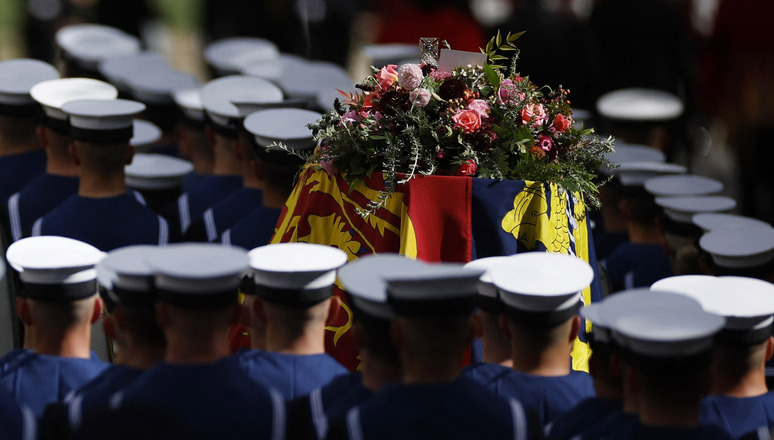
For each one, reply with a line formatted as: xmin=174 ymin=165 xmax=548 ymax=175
xmin=74 ymin=140 xmax=130 ymax=178
xmin=28 ymin=296 xmax=97 ymax=336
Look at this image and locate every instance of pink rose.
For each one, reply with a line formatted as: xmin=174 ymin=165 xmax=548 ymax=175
xmin=377 ymin=64 xmax=399 ymax=90
xmin=454 ymin=159 xmax=478 ymax=176
xmin=467 ymin=99 xmax=490 ymax=119
xmin=521 ymin=104 xmax=547 ymax=128
xmin=430 ymin=70 xmax=452 ymax=81
xmin=397 ymin=63 xmax=423 ymax=91
xmin=452 ymin=109 xmax=482 ymax=134
xmin=409 ymin=88 xmax=431 ymax=108
xmin=552 ymin=114 xmax=572 ymax=132
xmin=498 ymin=79 xmax=525 ymax=105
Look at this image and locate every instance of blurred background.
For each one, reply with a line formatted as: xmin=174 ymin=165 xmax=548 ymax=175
xmin=0 ymin=0 xmax=772 ymax=222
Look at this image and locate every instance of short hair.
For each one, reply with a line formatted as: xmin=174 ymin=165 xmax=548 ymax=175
xmin=262 ymin=299 xmax=329 ymax=340
xmin=28 ymin=296 xmax=97 ymax=335
xmin=0 ymin=114 xmax=38 ymax=146
xmin=396 ymin=313 xmax=471 ymax=360
xmin=74 ymin=140 xmax=130 ymax=177
xmin=507 ymin=313 xmax=575 ymax=352
xmin=354 ymin=312 xmax=399 ymax=362
xmin=118 ymin=305 xmax=166 ymax=350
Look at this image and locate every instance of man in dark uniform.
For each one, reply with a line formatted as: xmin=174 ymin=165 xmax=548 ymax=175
xmin=599 ymin=288 xmax=731 ymax=439
xmin=462 ymin=256 xmax=514 ymax=387
xmin=238 ymin=242 xmax=349 ymax=400
xmin=38 ymin=245 xmax=166 ymax=438
xmin=326 ymin=259 xmax=541 ymax=440
xmin=200 ymin=108 xmax=319 ymax=247
xmin=548 ymin=289 xmax=704 ymax=439
xmin=4 ymin=78 xmax=118 ymax=243
xmin=288 ymin=253 xmax=412 ymax=439
xmin=173 ymin=88 xmax=213 ymax=193
xmin=161 ymin=75 xmax=282 ymax=240
xmin=0 ymin=59 xmax=59 ymax=213
xmin=484 ymin=252 xmax=596 ymax=427
xmin=32 ymin=99 xmax=169 ymax=251
xmin=0 ymin=236 xmax=109 ymax=417
xmin=105 ymin=243 xmax=284 ymax=439
xmin=665 ymin=276 xmax=774 ymax=439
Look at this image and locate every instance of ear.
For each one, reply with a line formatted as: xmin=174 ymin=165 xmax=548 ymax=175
xmin=390 ymin=320 xmax=404 ymax=352
xmin=205 ymin=125 xmax=216 ymax=148
xmin=90 ymin=297 xmax=103 ymax=325
xmin=766 ymin=336 xmax=774 ymax=362
xmin=234 ymin=140 xmax=246 ymax=161
xmin=102 ymin=314 xmax=118 ymax=342
xmin=125 ymin=145 xmax=136 ymax=165
xmin=609 ymin=353 xmax=623 ymax=382
xmin=228 ymin=303 xmax=241 ymax=326
xmin=569 ymin=315 xmax=582 ymax=343
xmin=251 ymin=159 xmax=265 ymax=183
xmin=155 ymin=302 xmax=169 ymax=330
xmin=588 ymin=352 xmax=599 ymax=379
xmin=68 ymin=143 xmax=81 ymax=166
xmin=36 ymin=125 xmax=48 ymax=148
xmin=238 ymin=301 xmax=251 ymax=327
xmin=624 ymin=364 xmax=640 ymax=394
xmin=17 ymin=297 xmax=32 ymax=326
xmin=351 ymin=321 xmax=364 ymax=352
xmin=618 ymin=198 xmax=631 ymax=221
xmin=252 ymin=298 xmax=268 ymax=325
xmin=500 ymin=314 xmax=512 ymax=343
xmin=471 ymin=311 xmax=483 ymax=339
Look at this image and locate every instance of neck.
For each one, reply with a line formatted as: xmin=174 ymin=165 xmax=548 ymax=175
xmin=627 ymin=224 xmax=664 ymax=245
xmin=711 ymin=363 xmax=769 ymax=397
xmin=265 ymin=320 xmax=327 ymax=355
xmin=0 ymin=140 xmax=39 ymax=156
xmin=114 ymin=338 xmax=165 ymax=370
xmin=601 ymin=205 xmax=627 ymax=233
xmin=639 ymin=393 xmax=700 ymax=427
xmin=78 ymin=171 xmax=127 ymax=197
xmin=401 ymin=353 xmax=464 ymax=384
xmin=164 ymin=331 xmax=230 ymax=365
xmin=511 ymin=343 xmax=572 ymax=376
xmin=243 ymin=164 xmax=262 ymax=189
xmin=34 ymin=327 xmax=92 ymax=358
xmin=360 ymin=352 xmax=401 ymax=391
xmin=482 ymin=340 xmax=513 ymax=367
xmin=45 ymin=156 xmax=80 ymax=177
xmin=212 ymin=138 xmax=242 ymax=176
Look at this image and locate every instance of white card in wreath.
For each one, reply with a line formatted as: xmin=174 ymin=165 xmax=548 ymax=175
xmin=437 ymin=49 xmax=488 ymax=71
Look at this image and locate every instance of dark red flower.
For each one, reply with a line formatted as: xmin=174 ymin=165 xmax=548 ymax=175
xmin=439 ymin=79 xmax=467 ymax=100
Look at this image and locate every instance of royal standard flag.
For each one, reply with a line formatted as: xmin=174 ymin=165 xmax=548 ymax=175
xmin=271 ymin=168 xmax=602 ymax=371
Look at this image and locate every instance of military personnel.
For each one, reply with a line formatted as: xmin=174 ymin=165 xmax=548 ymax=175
xmin=4 ymin=78 xmax=118 ymax=242
xmin=486 ymin=252 xmax=596 ymax=427
xmin=161 ymin=75 xmax=282 ymax=239
xmin=326 ymin=259 xmax=541 ymax=440
xmin=237 ymin=242 xmax=349 ymax=400
xmin=599 ymin=289 xmax=731 ymax=439
xmin=106 ymin=243 xmax=284 ymax=439
xmin=288 ymin=254 xmax=413 ymax=439
xmin=0 ymin=390 xmax=35 ymax=440
xmin=173 ymin=88 xmax=214 ymax=193
xmin=38 ymin=245 xmax=166 ymax=438
xmin=699 ymin=225 xmax=774 ymax=282
xmin=54 ymin=24 xmax=141 ymax=79
xmin=31 ymin=99 xmax=169 ymax=251
xmin=0 ymin=236 xmax=109 ymax=417
xmin=549 ymin=289 xmax=705 ymax=439
xmin=657 ymin=276 xmax=774 ymax=438
xmin=216 ymin=108 xmax=319 ymax=248
xmin=461 ymin=256 xmax=513 ymax=386
xmin=0 ymin=59 xmax=59 ymax=212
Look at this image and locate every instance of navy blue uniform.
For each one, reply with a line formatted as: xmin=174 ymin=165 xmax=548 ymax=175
xmin=598 ymin=419 xmax=731 ymax=440
xmin=3 ymin=174 xmax=78 ymax=242
xmin=288 ymin=372 xmax=374 ymax=440
xmin=0 ymin=390 xmax=35 ymax=440
xmin=0 ymin=149 xmax=46 ymax=205
xmin=603 ymin=243 xmax=673 ymax=291
xmin=32 ymin=193 xmax=168 ymax=251
xmin=490 ymin=370 xmax=596 ymax=427
xmin=112 ymin=357 xmax=284 ymax=440
xmin=0 ymin=348 xmax=32 ymax=373
xmin=700 ymin=393 xmax=774 ymax=439
xmin=463 ymin=362 xmax=514 ymax=390
xmin=185 ymin=187 xmax=262 ymax=242
xmin=162 ymin=174 xmax=242 ymax=238
xmin=182 ymin=172 xmax=210 ymax=195
xmin=547 ymin=397 xmax=622 ymax=440
xmin=0 ymin=353 xmax=109 ymax=417
xmin=220 ymin=205 xmax=282 ymax=249
xmin=236 ymin=349 xmax=348 ymax=401
xmin=326 ymin=377 xmax=540 ymax=440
